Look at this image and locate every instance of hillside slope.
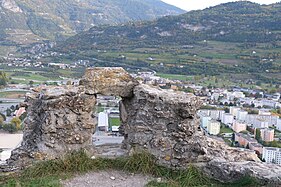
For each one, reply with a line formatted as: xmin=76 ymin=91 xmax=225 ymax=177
xmin=0 ymin=0 xmax=184 ymax=44
xmin=57 ymin=1 xmax=281 ymax=85
xmin=60 ymin=1 xmax=281 ymax=50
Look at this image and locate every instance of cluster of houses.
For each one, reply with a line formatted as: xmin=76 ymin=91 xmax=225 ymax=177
xmin=210 ymin=87 xmax=280 ymax=109
xmin=132 ymin=72 xmax=174 ymax=86
xmin=198 ymin=106 xmax=281 ymax=164
xmin=96 ymin=95 xmax=120 ymax=133
xmin=2 ymin=55 xmax=90 ymax=70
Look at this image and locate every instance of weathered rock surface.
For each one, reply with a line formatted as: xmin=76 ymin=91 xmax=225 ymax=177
xmin=119 ymin=84 xmax=281 ymax=184
xmin=203 ymin=160 xmax=281 ymax=185
xmin=80 ymin=67 xmax=138 ymax=97
xmin=6 ymin=85 xmax=96 ymax=170
xmin=120 ymin=84 xmax=259 ymax=168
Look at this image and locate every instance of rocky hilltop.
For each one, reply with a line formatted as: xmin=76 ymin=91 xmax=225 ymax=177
xmin=2 ymin=67 xmax=281 ymax=185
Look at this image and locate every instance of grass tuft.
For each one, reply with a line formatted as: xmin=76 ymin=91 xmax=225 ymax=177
xmin=0 ymin=150 xmax=260 ymax=187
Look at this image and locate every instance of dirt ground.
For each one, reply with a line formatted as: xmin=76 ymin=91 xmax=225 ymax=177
xmin=61 ymin=170 xmax=154 ymax=187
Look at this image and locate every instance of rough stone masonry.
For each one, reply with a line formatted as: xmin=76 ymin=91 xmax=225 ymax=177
xmin=4 ymin=86 xmax=96 ymax=171
xmin=2 ymin=67 xmax=281 ymax=185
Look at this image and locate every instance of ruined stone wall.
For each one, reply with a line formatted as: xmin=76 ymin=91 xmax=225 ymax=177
xmin=7 ymin=86 xmax=96 ymax=169
xmin=120 ymin=84 xmax=259 ymax=168
xmin=2 ymin=67 xmax=281 ymax=185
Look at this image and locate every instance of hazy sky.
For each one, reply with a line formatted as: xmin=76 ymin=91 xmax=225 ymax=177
xmin=161 ymin=0 xmax=280 ymax=11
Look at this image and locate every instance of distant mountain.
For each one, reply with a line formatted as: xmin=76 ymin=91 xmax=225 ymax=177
xmin=60 ymin=1 xmax=281 ymax=51
xmin=0 ymin=0 xmax=184 ymax=45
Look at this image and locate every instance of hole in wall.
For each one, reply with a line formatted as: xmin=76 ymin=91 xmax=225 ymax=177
xmin=93 ymin=94 xmax=124 ymax=146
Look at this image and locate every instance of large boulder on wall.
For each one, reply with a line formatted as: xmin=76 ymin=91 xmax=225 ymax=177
xmin=79 ymin=67 xmax=138 ymax=97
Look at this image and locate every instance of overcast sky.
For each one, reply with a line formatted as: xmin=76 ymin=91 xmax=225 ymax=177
xmin=161 ymin=0 xmax=280 ymax=11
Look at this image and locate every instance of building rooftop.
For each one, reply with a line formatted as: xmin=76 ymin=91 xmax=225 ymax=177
xmin=263 ymin=147 xmax=281 ymax=152
xmin=236 ymin=133 xmax=258 ymax=143
xmin=224 ymin=113 xmax=233 ymax=116
xmin=249 ymin=143 xmax=263 ymax=148
xmin=209 ymin=120 xmax=220 ymax=124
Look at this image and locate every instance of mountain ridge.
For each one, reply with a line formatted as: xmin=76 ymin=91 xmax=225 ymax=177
xmin=59 ymin=1 xmax=281 ymax=51
xmin=0 ymin=0 xmax=184 ymax=45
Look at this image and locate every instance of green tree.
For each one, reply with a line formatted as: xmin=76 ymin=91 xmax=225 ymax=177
xmin=224 ymin=107 xmax=230 ymax=113
xmin=19 ymin=112 xmax=27 ymax=121
xmin=29 ymin=80 xmax=34 ymax=87
xmin=3 ymin=123 xmax=17 ymax=133
xmin=255 ymin=129 xmax=261 ymax=142
xmin=269 ymin=88 xmax=277 ymax=94
xmin=0 ymin=113 xmax=6 ymax=121
xmin=0 ymin=115 xmax=4 ymax=125
xmin=0 ymin=71 xmax=8 ymax=86
xmin=11 ymin=117 xmax=21 ymax=130
xmin=6 ymin=108 xmax=12 ymax=116
xmin=10 ymin=105 xmax=15 ymax=111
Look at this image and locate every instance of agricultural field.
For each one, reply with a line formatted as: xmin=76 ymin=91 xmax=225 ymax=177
xmin=0 ymin=91 xmax=27 ymax=99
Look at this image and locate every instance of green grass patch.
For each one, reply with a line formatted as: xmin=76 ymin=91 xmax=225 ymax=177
xmin=96 ymin=105 xmax=105 ymax=113
xmin=0 ymin=151 xmax=260 ymax=187
xmin=220 ymin=125 xmax=234 ymax=134
xmin=156 ymin=73 xmax=192 ymax=81
xmin=109 ymin=117 xmax=120 ymax=127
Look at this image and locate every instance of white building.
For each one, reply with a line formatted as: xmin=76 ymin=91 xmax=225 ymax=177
xmin=258 ymin=110 xmax=271 ymax=116
xmin=226 ymin=91 xmax=245 ymax=101
xmin=262 ymin=99 xmax=281 ymax=108
xmin=112 ymin=126 xmax=119 ymax=132
xmin=219 ymin=110 xmax=226 ymax=121
xmin=222 ymin=113 xmax=234 ymax=125
xmin=254 ymin=99 xmax=281 ymax=109
xmin=277 ymin=118 xmax=281 ymax=131
xmin=210 ymin=110 xmax=225 ymax=121
xmin=198 ymin=110 xmax=210 ymax=116
xmin=211 ymin=93 xmax=220 ymax=101
xmin=245 ymin=114 xmax=276 ymax=128
xmin=260 ymin=128 xmax=274 ymax=142
xmin=253 ymin=100 xmax=263 ymax=108
xmin=233 ymin=91 xmax=245 ymax=99
xmin=272 ymin=93 xmax=280 ymax=101
xmin=253 ymin=119 xmax=269 ymax=129
xmin=237 ymin=110 xmax=248 ymax=121
xmin=201 ymin=116 xmax=212 ymax=128
xmin=232 ymin=120 xmax=247 ymax=133
xmin=258 ymin=115 xmax=279 ymax=126
xmin=98 ymin=111 xmax=109 ymax=131
xmin=230 ymin=107 xmax=240 ymax=117
xmin=239 ymin=97 xmax=254 ymax=106
xmin=207 ymin=120 xmax=221 ymax=135
xmin=262 ymin=147 xmax=281 ymax=164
